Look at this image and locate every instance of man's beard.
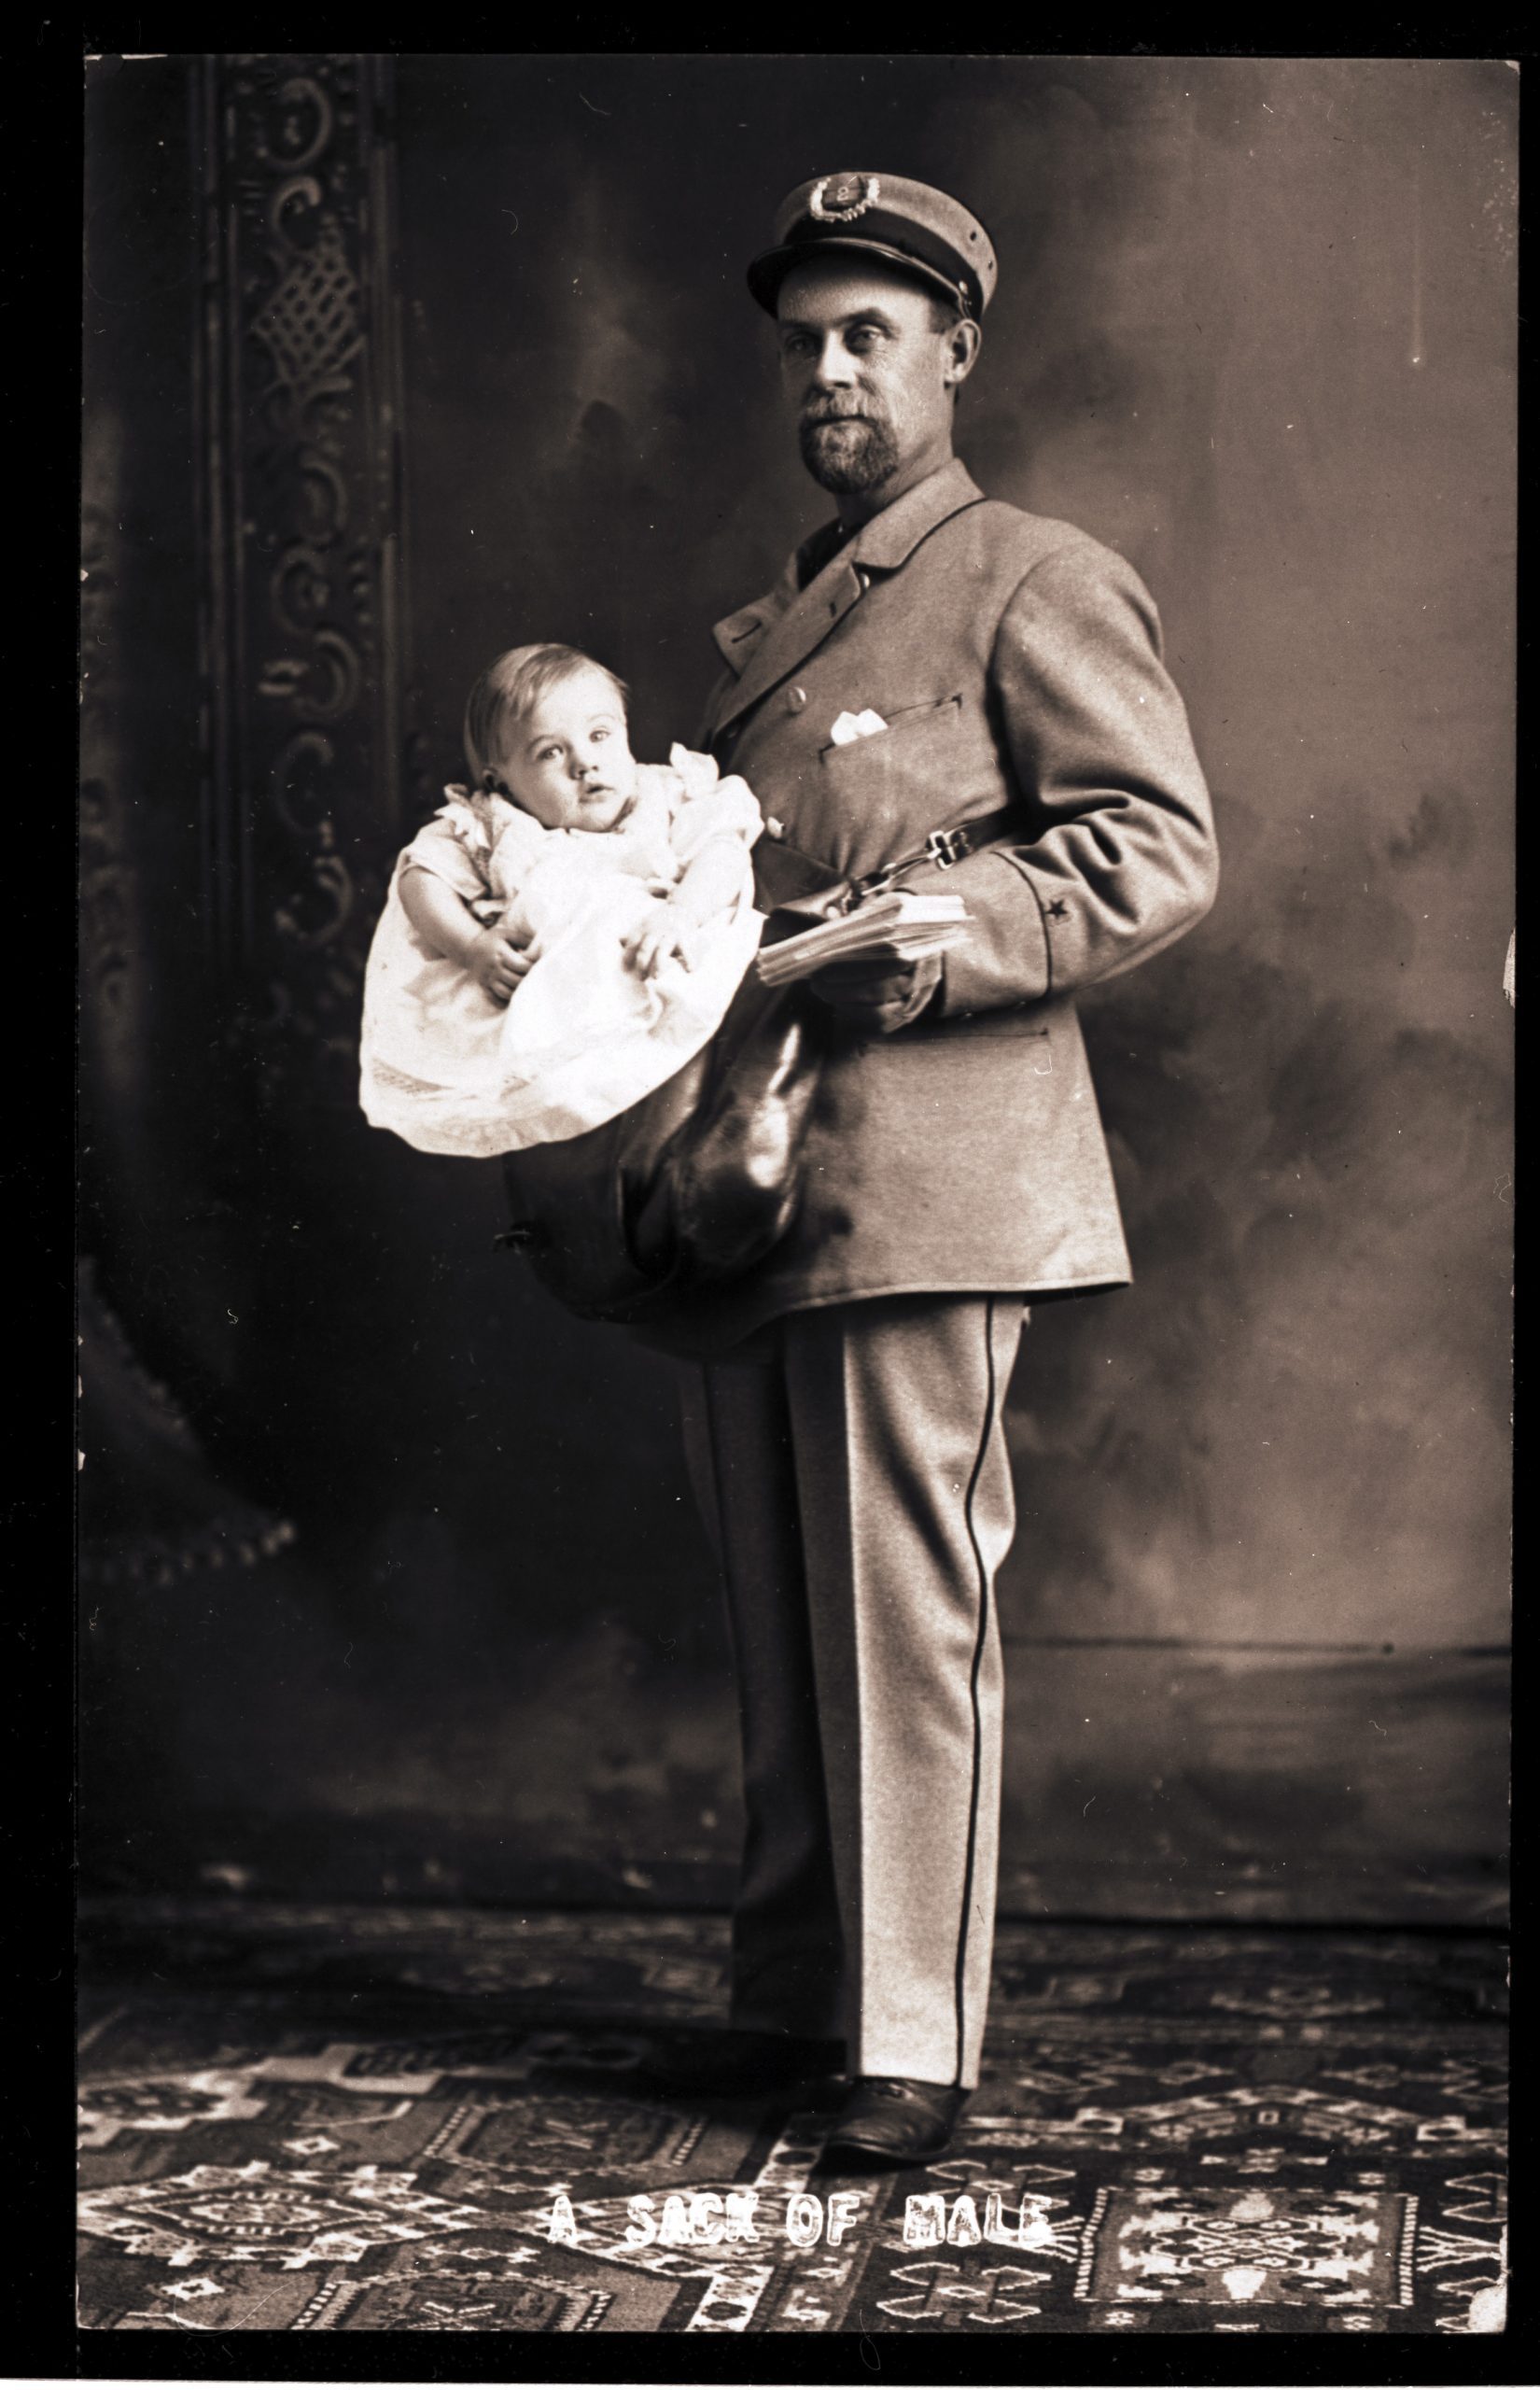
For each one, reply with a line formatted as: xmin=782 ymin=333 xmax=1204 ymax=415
xmin=798 ymin=409 xmax=901 ymax=495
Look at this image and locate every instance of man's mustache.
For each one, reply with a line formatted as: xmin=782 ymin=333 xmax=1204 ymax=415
xmin=802 ymin=403 xmax=880 ymax=426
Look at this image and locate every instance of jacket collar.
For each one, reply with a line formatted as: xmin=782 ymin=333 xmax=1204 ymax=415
xmin=707 ymin=457 xmax=985 ymax=734
xmin=846 ymin=455 xmax=984 ymax=570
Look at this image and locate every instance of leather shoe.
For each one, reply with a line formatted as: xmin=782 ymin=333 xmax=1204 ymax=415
xmin=817 ymin=2075 xmax=970 ymax=2170
xmin=629 ymin=2029 xmax=846 ymax=2099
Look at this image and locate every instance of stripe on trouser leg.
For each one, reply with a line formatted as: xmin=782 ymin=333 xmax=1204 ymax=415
xmin=951 ymin=1295 xmax=998 ymax=2087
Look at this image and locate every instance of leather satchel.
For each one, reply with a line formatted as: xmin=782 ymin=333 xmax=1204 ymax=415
xmin=495 ymin=799 xmax=1022 ymax=1324
xmin=496 ymin=963 xmax=822 ymax=1324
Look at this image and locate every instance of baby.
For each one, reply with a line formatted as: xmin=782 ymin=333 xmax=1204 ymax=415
xmin=359 ymin=643 xmax=764 ymax=1158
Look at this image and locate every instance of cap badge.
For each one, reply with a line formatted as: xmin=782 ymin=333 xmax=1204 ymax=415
xmin=808 ymin=173 xmax=880 ymax=223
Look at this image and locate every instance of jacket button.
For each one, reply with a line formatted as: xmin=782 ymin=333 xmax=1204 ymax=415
xmin=788 ymin=685 xmax=807 ymax=711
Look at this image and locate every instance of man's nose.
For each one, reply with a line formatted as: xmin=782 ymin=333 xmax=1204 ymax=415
xmin=810 ymin=334 xmax=857 ymax=387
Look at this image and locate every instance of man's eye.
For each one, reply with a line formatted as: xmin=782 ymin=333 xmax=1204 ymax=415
xmin=592 ymin=726 xmax=609 ymax=742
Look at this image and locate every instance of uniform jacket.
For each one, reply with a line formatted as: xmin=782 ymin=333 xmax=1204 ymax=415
xmin=637 ymin=457 xmax=1217 ymax=1356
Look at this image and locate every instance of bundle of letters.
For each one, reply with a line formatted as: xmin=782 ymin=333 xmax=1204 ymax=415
xmin=754 ymin=888 xmax=972 ymax=988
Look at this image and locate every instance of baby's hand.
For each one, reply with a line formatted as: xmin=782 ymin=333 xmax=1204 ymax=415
xmin=466 ymin=924 xmax=539 ymax=1004
xmin=623 ymin=916 xmax=698 ymax=981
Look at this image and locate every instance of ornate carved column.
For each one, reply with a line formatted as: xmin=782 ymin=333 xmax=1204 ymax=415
xmin=192 ymin=54 xmax=410 ymax=1106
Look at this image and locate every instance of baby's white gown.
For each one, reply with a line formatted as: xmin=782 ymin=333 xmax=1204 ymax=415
xmin=359 ymin=746 xmax=764 ymax=1158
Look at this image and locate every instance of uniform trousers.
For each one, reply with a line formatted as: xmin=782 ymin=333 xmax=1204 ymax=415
xmin=679 ymin=1293 xmax=1027 ymax=2090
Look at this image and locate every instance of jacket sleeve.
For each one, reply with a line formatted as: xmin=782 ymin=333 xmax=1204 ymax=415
xmin=927 ymin=537 xmax=1218 ymax=1016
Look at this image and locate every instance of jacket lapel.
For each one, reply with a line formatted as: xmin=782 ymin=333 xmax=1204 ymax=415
xmin=712 ymin=555 xmax=865 ymax=734
xmin=709 ymin=458 xmax=986 ymax=737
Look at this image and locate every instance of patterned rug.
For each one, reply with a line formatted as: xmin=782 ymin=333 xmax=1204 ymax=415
xmin=77 ymin=1901 xmax=1507 ymax=2336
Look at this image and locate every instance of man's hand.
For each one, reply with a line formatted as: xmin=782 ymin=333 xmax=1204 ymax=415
xmin=466 ymin=925 xmax=539 ymax=1005
xmin=808 ymin=949 xmax=943 ymax=1033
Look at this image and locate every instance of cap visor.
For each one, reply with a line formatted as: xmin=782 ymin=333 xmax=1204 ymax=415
xmin=748 ymin=238 xmax=967 ymax=316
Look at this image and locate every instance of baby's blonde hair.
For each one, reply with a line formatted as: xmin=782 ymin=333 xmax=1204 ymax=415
xmin=463 ymin=644 xmax=629 ymax=785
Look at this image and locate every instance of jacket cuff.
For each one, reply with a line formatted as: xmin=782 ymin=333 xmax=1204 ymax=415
xmin=932 ymin=851 xmax=1054 ymax=1017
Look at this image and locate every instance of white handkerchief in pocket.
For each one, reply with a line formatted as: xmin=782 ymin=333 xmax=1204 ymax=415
xmin=829 ymin=708 xmax=889 ymax=745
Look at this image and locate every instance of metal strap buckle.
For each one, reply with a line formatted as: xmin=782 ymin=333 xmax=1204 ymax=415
xmin=840 ymin=869 xmax=892 ymax=914
xmin=924 ymin=826 xmax=972 ymax=870
xmin=841 ymin=823 xmax=973 ymax=912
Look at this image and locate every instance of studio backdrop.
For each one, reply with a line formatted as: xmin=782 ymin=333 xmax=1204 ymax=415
xmin=78 ymin=53 xmax=1513 ymax=1921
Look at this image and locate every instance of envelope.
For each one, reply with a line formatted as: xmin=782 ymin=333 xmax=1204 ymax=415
xmin=755 ymin=889 xmax=971 ymax=987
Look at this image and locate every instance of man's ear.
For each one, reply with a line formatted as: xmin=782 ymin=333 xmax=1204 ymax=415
xmin=944 ymin=316 xmax=983 ymax=387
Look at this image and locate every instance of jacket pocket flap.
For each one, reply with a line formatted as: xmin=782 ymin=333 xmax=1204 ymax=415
xmin=818 ymin=693 xmax=961 ymax=760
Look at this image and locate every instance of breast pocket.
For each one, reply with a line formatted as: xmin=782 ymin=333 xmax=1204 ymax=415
xmin=817 ymin=696 xmax=981 ymax=881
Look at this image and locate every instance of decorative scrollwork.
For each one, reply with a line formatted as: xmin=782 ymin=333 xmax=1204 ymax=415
xmin=253 ymin=628 xmax=360 ymax=725
xmin=265 ymin=170 xmax=326 ymax=246
xmin=196 ymin=54 xmax=408 ymax=1104
xmin=270 ymin=545 xmax=332 ymax=637
xmin=296 ymin=628 xmax=362 ymax=723
xmin=269 ymin=728 xmax=336 ymax=836
xmin=294 ymin=450 xmax=349 ymax=544
xmin=248 ymin=74 xmax=334 ymax=176
xmin=274 ymin=823 xmax=355 ymax=949
xmin=253 ymin=213 xmax=362 ymax=394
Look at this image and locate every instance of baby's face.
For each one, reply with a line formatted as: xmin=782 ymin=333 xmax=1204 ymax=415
xmin=494 ymin=668 xmax=637 ymax=833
